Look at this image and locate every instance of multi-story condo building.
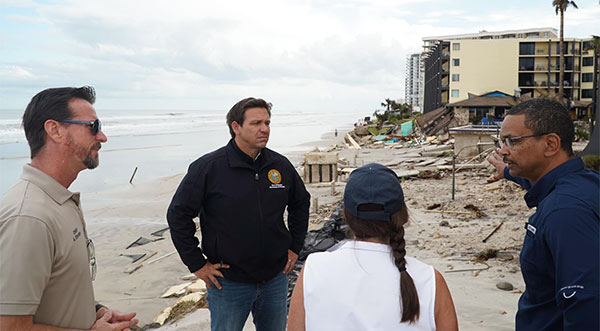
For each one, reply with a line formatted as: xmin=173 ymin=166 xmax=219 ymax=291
xmin=421 ymin=28 xmax=596 ymax=113
xmin=405 ymin=53 xmax=424 ymax=111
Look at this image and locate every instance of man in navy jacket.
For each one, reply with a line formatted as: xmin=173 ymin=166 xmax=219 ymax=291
xmin=167 ymin=97 xmax=310 ymax=331
xmin=488 ymin=98 xmax=599 ymax=330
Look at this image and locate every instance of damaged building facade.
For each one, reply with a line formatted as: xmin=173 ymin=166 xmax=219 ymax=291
xmin=421 ymin=27 xmax=596 ymax=118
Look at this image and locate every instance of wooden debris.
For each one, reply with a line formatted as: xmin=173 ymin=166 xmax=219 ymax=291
xmin=485 ymin=186 xmax=502 ymax=192
xmin=422 ymin=210 xmax=473 ymax=215
xmin=444 ymin=267 xmax=489 ymax=273
xmin=147 ymin=250 xmax=177 ymax=264
xmin=122 ymin=251 xmax=157 ymax=274
xmin=482 ymin=222 xmax=504 ymax=243
xmin=345 ymin=133 xmax=361 ymax=149
xmin=124 ymin=264 xmax=143 ymax=274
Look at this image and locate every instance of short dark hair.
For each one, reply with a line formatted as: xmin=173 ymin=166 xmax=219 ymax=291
xmin=22 ymin=86 xmax=96 ymax=158
xmin=507 ymin=98 xmax=574 ymax=156
xmin=225 ymin=97 xmax=272 ymax=138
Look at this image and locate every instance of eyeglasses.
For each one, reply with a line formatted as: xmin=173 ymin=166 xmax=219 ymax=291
xmin=87 ymin=238 xmax=97 ymax=281
xmin=57 ymin=119 xmax=101 ymax=136
xmin=500 ymin=133 xmax=548 ymax=149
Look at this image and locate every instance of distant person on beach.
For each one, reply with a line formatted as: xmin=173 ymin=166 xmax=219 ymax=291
xmin=287 ymin=163 xmax=458 ymax=331
xmin=167 ymin=97 xmax=310 ymax=331
xmin=0 ymin=87 xmax=138 ymax=330
xmin=486 ymin=98 xmax=599 ymax=330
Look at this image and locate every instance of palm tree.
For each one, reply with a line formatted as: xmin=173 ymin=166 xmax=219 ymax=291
xmin=553 ymin=0 xmax=578 ymax=103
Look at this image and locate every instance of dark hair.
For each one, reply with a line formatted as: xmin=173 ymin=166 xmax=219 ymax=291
xmin=507 ymin=98 xmax=574 ymax=156
xmin=22 ymin=86 xmax=96 ymax=158
xmin=343 ymin=202 xmax=420 ymax=324
xmin=225 ymin=97 xmax=272 ymax=138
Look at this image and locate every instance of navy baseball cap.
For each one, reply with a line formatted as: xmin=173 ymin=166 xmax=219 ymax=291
xmin=344 ymin=163 xmax=405 ymax=221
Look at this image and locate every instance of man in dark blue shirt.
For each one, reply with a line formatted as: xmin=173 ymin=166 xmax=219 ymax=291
xmin=487 ymin=98 xmax=599 ymax=330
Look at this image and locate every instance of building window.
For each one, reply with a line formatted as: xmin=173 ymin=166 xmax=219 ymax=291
xmin=452 ymin=74 xmax=460 ymax=82
xmin=519 ymin=57 xmax=535 ymax=71
xmin=520 ymin=42 xmax=535 ymax=55
xmin=452 ymin=90 xmax=459 ymax=97
xmin=453 ymin=43 xmax=460 ymax=51
xmin=582 ymin=57 xmax=594 ymax=66
xmin=582 ymin=73 xmax=593 ymax=82
xmin=453 ymin=58 xmax=460 ymax=66
xmin=582 ymin=89 xmax=594 ymax=98
xmin=544 ymin=32 xmax=549 ymax=37
xmin=518 ymin=33 xmax=523 ymax=38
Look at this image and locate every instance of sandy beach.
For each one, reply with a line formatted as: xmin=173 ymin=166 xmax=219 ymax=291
xmin=82 ymin=130 xmax=529 ymax=330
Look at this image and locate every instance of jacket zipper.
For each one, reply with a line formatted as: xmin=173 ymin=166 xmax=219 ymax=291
xmin=255 ymin=171 xmax=265 ymax=281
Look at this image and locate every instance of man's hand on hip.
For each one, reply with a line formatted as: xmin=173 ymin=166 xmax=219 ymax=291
xmin=283 ymin=250 xmax=298 ymax=274
xmin=194 ymin=261 xmax=230 ymax=290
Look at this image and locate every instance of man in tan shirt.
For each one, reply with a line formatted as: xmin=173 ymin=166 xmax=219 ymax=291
xmin=0 ymin=87 xmax=138 ymax=330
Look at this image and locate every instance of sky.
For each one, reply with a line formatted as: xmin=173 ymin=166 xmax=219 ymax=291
xmin=1 ymin=0 xmax=599 ymax=112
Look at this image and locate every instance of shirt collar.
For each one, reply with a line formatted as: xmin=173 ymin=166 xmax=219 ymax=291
xmin=21 ymin=164 xmax=80 ymax=206
xmin=227 ymin=139 xmax=268 ymax=168
xmin=338 ymin=240 xmax=391 ymax=253
xmin=524 ymin=157 xmax=584 ymax=208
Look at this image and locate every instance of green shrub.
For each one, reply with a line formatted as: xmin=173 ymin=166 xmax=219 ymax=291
xmin=582 ymin=155 xmax=600 ymax=172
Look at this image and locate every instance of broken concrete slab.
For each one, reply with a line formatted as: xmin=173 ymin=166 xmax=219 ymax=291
xmin=160 ymin=282 xmax=193 ymax=298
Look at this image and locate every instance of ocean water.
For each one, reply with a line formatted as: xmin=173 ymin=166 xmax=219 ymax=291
xmin=0 ymin=108 xmax=366 ymax=195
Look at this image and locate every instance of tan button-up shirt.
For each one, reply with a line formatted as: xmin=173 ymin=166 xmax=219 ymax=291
xmin=0 ymin=164 xmax=96 ymax=329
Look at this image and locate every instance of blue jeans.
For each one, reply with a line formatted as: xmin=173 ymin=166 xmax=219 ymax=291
xmin=206 ymin=273 xmax=288 ymax=331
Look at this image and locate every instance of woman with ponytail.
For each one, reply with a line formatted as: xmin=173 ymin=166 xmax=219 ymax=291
xmin=288 ymin=163 xmax=458 ymax=330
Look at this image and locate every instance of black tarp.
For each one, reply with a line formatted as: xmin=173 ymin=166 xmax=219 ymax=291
xmin=286 ymin=202 xmax=349 ymax=306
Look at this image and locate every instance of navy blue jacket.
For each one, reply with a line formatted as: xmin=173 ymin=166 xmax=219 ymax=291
xmin=167 ymin=140 xmax=310 ymax=283
xmin=506 ymin=157 xmax=599 ymax=330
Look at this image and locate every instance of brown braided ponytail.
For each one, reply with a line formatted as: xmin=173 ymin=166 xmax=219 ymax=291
xmin=343 ymin=202 xmax=420 ymax=323
xmin=389 ymin=203 xmax=420 ymax=323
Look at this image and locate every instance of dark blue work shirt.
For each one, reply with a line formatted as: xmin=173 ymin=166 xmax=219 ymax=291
xmin=505 ymin=157 xmax=599 ymax=330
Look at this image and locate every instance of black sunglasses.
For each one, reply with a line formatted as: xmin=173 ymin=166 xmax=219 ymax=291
xmin=57 ymin=119 xmax=101 ymax=136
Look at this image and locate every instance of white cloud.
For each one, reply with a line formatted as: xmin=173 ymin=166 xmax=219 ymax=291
xmin=0 ymin=0 xmax=599 ymax=110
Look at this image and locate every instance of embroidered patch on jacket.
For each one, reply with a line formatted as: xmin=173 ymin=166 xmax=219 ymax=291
xmin=268 ymin=169 xmax=286 ymax=189
xmin=268 ymin=169 xmax=282 ymax=184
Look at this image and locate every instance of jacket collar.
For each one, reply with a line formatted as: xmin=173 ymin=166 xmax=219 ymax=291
xmin=226 ymin=139 xmax=272 ymax=169
xmin=524 ymin=157 xmax=584 ymax=208
xmin=21 ymin=164 xmax=80 ymax=206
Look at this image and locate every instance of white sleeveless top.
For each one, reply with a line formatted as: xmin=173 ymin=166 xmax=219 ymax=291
xmin=303 ymin=240 xmax=436 ymax=331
